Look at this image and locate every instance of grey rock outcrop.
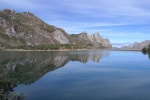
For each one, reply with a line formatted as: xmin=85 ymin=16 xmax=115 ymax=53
xmin=69 ymin=32 xmax=112 ymax=48
xmin=53 ymin=30 xmax=70 ymax=44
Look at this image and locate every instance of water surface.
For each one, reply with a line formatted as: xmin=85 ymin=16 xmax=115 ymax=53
xmin=0 ymin=50 xmax=150 ymax=100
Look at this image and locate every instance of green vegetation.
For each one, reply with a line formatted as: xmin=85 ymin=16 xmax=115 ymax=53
xmin=141 ymin=44 xmax=150 ymax=60
xmin=141 ymin=44 xmax=150 ymax=53
xmin=142 ymin=47 xmax=147 ymax=53
xmin=11 ymin=44 xmax=104 ymax=50
xmin=0 ymin=32 xmax=26 ymax=46
xmin=18 ymin=37 xmax=26 ymax=44
xmin=0 ymin=11 xmax=11 ymax=22
xmin=0 ymin=32 xmax=10 ymax=40
xmin=41 ymin=24 xmax=55 ymax=33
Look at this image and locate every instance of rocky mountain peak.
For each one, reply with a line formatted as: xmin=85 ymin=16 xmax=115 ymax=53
xmin=134 ymin=41 xmax=139 ymax=44
xmin=105 ymin=38 xmax=109 ymax=41
xmin=93 ymin=32 xmax=100 ymax=37
xmin=80 ymin=31 xmax=88 ymax=35
xmin=1 ymin=9 xmax=14 ymax=14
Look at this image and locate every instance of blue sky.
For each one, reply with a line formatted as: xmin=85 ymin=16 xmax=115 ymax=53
xmin=0 ymin=0 xmax=150 ymax=46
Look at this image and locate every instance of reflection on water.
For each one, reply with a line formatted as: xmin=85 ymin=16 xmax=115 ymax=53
xmin=142 ymin=51 xmax=150 ymax=60
xmin=0 ymin=68 xmax=25 ymax=100
xmin=148 ymin=53 xmax=150 ymax=59
xmin=0 ymin=50 xmax=109 ymax=84
xmin=0 ymin=50 xmax=150 ymax=100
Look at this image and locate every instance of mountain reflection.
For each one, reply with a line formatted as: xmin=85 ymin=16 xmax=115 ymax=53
xmin=0 ymin=50 xmax=109 ymax=85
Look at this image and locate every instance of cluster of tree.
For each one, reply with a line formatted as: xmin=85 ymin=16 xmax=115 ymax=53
xmin=10 ymin=44 xmax=103 ymax=50
xmin=141 ymin=44 xmax=150 ymax=53
xmin=141 ymin=44 xmax=150 ymax=60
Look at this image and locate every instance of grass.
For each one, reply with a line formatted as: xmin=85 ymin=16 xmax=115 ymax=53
xmin=0 ymin=32 xmax=10 ymax=40
xmin=18 ymin=37 xmax=26 ymax=44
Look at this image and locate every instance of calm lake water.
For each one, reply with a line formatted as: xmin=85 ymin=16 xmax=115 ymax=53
xmin=0 ymin=50 xmax=150 ymax=100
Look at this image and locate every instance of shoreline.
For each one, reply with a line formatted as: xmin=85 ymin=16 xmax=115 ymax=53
xmin=0 ymin=48 xmax=142 ymax=51
xmin=0 ymin=49 xmax=109 ymax=52
xmin=111 ymin=49 xmax=141 ymax=51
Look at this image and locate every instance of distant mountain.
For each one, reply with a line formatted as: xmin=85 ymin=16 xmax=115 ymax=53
xmin=112 ymin=42 xmax=133 ymax=48
xmin=121 ymin=40 xmax=150 ymax=50
xmin=69 ymin=32 xmax=111 ymax=48
xmin=0 ymin=9 xmax=112 ymax=48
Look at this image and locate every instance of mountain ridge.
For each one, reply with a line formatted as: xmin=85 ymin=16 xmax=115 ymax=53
xmin=121 ymin=40 xmax=150 ymax=50
xmin=0 ymin=9 xmax=112 ymax=49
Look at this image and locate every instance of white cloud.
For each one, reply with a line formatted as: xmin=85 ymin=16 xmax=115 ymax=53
xmin=0 ymin=0 xmax=48 ymax=10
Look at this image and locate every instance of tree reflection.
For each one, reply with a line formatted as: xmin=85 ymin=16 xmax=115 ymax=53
xmin=148 ymin=53 xmax=150 ymax=60
xmin=142 ymin=51 xmax=147 ymax=55
xmin=142 ymin=52 xmax=150 ymax=60
xmin=0 ymin=68 xmax=25 ymax=100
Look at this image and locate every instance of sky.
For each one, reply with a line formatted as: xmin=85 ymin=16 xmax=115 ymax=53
xmin=0 ymin=0 xmax=150 ymax=47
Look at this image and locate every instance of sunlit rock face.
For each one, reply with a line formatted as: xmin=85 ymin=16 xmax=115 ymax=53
xmin=0 ymin=9 xmax=69 ymax=46
xmin=69 ymin=32 xmax=112 ymax=48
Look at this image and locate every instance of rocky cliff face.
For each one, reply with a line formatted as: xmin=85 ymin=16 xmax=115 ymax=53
xmin=0 ymin=9 xmax=111 ymax=48
xmin=69 ymin=32 xmax=112 ymax=48
xmin=121 ymin=40 xmax=150 ymax=50
xmin=0 ymin=9 xmax=69 ymax=46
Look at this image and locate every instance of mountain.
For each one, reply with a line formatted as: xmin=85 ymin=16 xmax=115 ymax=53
xmin=0 ymin=9 xmax=112 ymax=48
xmin=69 ymin=32 xmax=111 ymax=48
xmin=0 ymin=9 xmax=69 ymax=46
xmin=121 ymin=40 xmax=150 ymax=50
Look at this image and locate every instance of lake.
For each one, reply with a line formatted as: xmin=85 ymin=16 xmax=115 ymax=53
xmin=0 ymin=50 xmax=150 ymax=100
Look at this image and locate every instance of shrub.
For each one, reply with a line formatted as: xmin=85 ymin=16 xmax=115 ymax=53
xmin=142 ymin=47 xmax=147 ymax=53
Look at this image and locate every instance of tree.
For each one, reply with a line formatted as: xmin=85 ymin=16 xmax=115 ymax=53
xmin=142 ymin=47 xmax=147 ymax=53
xmin=147 ymin=43 xmax=150 ymax=52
